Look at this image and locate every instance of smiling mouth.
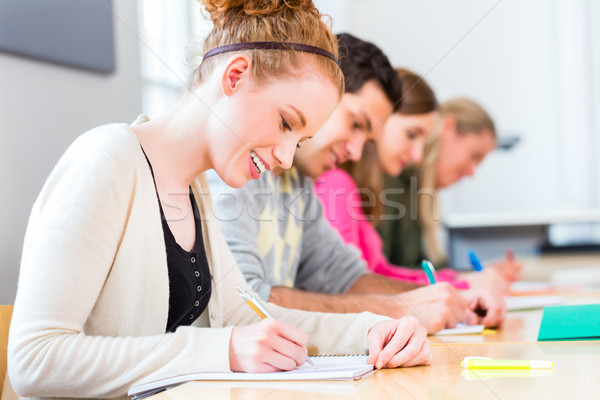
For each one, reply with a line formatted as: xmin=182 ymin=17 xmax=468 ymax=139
xmin=250 ymin=150 xmax=266 ymax=175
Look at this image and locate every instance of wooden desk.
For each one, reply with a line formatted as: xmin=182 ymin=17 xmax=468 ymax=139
xmin=149 ymin=342 xmax=600 ymax=400
xmin=147 ymin=257 xmax=600 ymax=400
xmin=147 ymin=306 xmax=600 ymax=400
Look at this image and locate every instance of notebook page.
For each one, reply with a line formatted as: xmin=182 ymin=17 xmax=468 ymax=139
xmin=129 ymin=355 xmax=373 ymax=399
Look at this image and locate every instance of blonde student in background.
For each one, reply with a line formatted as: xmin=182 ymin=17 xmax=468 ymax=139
xmin=8 ymin=2 xmax=432 ymax=399
xmin=377 ymin=97 xmax=522 ymax=289
xmin=208 ymin=36 xmax=505 ymax=336
xmin=315 ymin=70 xmax=509 ymax=326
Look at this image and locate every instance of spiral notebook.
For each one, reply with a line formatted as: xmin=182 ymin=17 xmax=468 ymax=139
xmin=128 ymin=355 xmax=374 ymax=399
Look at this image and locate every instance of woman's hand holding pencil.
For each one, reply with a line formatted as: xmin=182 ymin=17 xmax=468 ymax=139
xmin=230 ymin=286 xmax=312 ymax=373
xmin=229 ymin=318 xmax=310 ymax=373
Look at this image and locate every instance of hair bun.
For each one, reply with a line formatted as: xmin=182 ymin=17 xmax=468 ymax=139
xmin=200 ymin=0 xmax=316 ymax=23
xmin=190 ymin=0 xmax=343 ymax=99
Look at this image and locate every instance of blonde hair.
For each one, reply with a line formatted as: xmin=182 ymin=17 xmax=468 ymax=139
xmin=440 ymin=97 xmax=496 ymax=138
xmin=342 ymin=68 xmax=437 ymax=221
xmin=187 ymin=0 xmax=344 ymax=98
xmin=419 ymin=97 xmax=497 ymax=264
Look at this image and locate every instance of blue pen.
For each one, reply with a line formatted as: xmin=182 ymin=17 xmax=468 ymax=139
xmin=421 ymin=260 xmax=437 ymax=284
xmin=467 ymin=250 xmax=484 ymax=272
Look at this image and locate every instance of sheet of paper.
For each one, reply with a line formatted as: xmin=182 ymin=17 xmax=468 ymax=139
xmin=505 ymin=295 xmax=566 ymax=311
xmin=510 ymin=281 xmax=555 ymax=294
xmin=435 ymin=323 xmax=485 ymax=335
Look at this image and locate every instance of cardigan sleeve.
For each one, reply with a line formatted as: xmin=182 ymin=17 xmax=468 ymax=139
xmin=8 ymin=130 xmax=235 ymax=399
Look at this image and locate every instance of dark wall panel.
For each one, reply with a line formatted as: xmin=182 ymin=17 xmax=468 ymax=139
xmin=0 ymin=0 xmax=115 ymax=73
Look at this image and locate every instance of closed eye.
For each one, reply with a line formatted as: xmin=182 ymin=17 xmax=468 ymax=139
xmin=352 ymin=112 xmax=371 ymax=133
xmin=407 ymin=130 xmax=418 ymax=140
xmin=352 ymin=120 xmax=365 ymax=132
xmin=281 ymin=116 xmax=292 ymax=132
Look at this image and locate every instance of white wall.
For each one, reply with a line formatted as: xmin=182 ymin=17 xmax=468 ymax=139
xmin=0 ymin=0 xmax=142 ymax=304
xmin=592 ymin=0 xmax=600 ymax=208
xmin=317 ymin=0 xmax=599 ymax=218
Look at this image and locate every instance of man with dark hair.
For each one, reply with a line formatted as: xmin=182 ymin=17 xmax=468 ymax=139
xmin=337 ymin=33 xmax=403 ymax=102
xmin=207 ymin=34 xmax=504 ymax=333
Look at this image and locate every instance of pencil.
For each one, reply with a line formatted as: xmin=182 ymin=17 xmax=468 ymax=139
xmin=236 ymin=286 xmax=314 ymax=366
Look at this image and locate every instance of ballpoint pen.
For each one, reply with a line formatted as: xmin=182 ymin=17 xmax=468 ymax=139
xmin=236 ymin=286 xmax=314 ymax=366
xmin=461 ymin=356 xmax=554 ymax=369
xmin=421 ymin=260 xmax=437 ymax=284
xmin=467 ymin=250 xmax=484 ymax=272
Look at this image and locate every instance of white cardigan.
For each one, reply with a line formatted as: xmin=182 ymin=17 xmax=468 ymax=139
xmin=8 ymin=123 xmax=388 ymax=400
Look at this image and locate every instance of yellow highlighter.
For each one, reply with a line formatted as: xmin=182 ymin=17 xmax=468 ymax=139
xmin=236 ymin=286 xmax=314 ymax=366
xmin=461 ymin=356 xmax=554 ymax=369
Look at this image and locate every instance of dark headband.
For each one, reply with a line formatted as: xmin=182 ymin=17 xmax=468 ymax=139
xmin=202 ymin=42 xmax=338 ymax=64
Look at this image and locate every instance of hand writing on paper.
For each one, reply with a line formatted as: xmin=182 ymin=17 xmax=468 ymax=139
xmin=461 ymin=288 xmax=506 ymax=327
xmin=394 ymin=283 xmax=478 ymax=334
xmin=229 ymin=318 xmax=308 ymax=373
xmin=366 ymin=317 xmax=431 ymax=369
xmin=490 ymin=258 xmax=523 ymax=282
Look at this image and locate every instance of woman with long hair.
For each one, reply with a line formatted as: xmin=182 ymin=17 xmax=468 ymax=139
xmin=8 ymin=3 xmax=430 ymax=398
xmin=380 ymin=98 xmax=521 ymax=284
xmin=315 ymin=71 xmax=518 ymax=295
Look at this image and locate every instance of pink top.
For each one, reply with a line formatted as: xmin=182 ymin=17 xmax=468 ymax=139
xmin=314 ymin=169 xmax=469 ymax=289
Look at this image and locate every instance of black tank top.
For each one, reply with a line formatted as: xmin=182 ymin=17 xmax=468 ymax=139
xmin=141 ymin=149 xmax=212 ymax=332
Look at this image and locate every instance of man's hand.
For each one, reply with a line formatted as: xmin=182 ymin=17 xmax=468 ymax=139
xmin=461 ymin=288 xmax=506 ymax=327
xmin=268 ymin=282 xmax=483 ymax=335
xmin=392 ymin=283 xmax=478 ymax=334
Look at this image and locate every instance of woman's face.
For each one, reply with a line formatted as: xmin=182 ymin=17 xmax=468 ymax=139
xmin=376 ymin=111 xmax=437 ymax=176
xmin=209 ymin=58 xmax=339 ymax=188
xmin=293 ymin=80 xmax=393 ymax=179
xmin=436 ymin=117 xmax=496 ymax=188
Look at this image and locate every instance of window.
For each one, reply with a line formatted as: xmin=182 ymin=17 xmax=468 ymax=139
xmin=138 ymin=0 xmax=212 ymax=116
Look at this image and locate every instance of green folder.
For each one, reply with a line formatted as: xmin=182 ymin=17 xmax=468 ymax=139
xmin=538 ymin=303 xmax=600 ymax=341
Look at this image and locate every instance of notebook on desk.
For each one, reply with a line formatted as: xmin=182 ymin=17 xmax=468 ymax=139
xmin=128 ymin=355 xmax=374 ymax=399
xmin=537 ymin=303 xmax=600 ymax=341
